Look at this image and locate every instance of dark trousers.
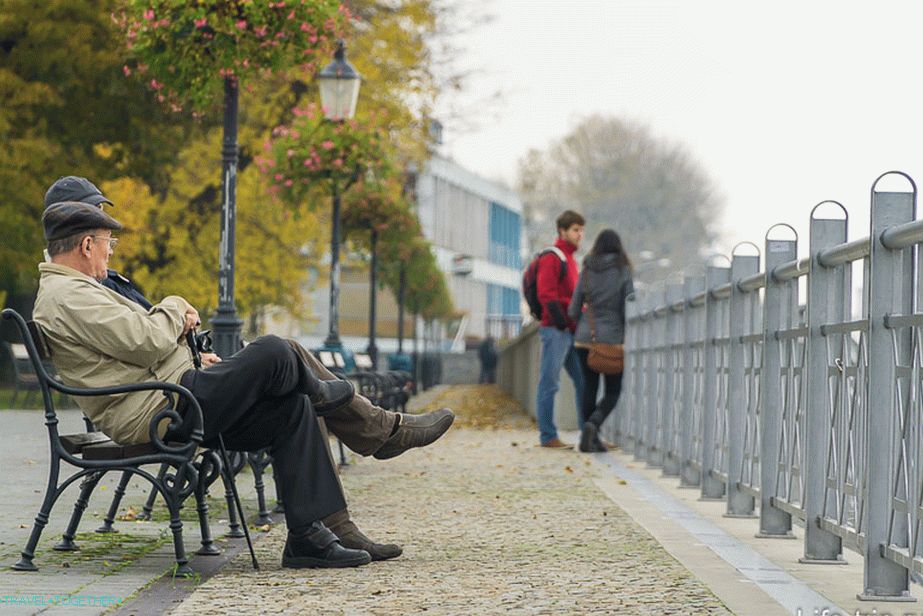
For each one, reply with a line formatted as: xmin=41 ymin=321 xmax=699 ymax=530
xmin=575 ymin=347 xmax=623 ymax=428
xmin=175 ymin=335 xmax=346 ymax=534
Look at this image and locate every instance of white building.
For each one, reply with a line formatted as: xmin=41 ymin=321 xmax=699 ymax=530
xmin=415 ymin=155 xmax=525 ymax=343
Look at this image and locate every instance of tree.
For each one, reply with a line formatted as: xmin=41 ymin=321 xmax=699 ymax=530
xmin=517 ymin=115 xmax=722 ymax=277
xmin=0 ymin=0 xmax=453 ymax=334
xmin=0 ymin=0 xmax=202 ymax=302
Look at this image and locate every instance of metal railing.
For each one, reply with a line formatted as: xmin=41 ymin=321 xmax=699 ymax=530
xmin=611 ymin=171 xmax=923 ymax=601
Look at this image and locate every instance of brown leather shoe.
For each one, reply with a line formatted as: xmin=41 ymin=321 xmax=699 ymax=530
xmin=335 ymin=521 xmax=403 ymax=561
xmin=540 ymin=437 xmax=573 ymax=449
xmin=373 ymin=408 xmax=455 ymax=460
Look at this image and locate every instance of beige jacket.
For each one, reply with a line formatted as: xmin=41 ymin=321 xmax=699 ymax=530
xmin=33 ymin=262 xmax=196 ymax=444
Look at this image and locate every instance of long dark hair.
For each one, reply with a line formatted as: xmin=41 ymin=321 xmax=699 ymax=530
xmin=586 ymin=228 xmax=632 ymax=270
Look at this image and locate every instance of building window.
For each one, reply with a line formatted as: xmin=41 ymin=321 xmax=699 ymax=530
xmin=489 ymin=202 xmax=521 ymax=269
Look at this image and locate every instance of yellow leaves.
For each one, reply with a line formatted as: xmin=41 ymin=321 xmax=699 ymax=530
xmin=92 ymin=143 xmax=115 ymax=160
xmin=100 ymin=127 xmax=327 ymax=322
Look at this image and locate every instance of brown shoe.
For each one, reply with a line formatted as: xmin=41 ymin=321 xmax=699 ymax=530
xmin=373 ymin=408 xmax=455 ymax=460
xmin=540 ymin=437 xmax=573 ymax=449
xmin=335 ymin=521 xmax=403 ymax=562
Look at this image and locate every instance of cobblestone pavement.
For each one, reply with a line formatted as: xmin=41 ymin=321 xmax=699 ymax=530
xmin=168 ymin=385 xmax=732 ymax=615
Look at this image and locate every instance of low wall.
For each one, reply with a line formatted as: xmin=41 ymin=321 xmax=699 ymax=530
xmin=496 ymin=323 xmax=580 ymax=432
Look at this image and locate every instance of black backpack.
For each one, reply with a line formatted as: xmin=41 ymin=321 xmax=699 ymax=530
xmin=522 ymin=247 xmax=566 ymax=320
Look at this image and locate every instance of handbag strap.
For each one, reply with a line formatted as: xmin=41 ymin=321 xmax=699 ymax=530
xmin=584 ymin=273 xmax=598 ymax=343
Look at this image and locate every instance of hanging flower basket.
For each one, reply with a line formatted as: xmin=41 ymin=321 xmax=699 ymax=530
xmin=117 ymin=0 xmax=347 ymax=111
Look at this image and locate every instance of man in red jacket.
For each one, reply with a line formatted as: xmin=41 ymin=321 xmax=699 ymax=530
xmin=535 ymin=210 xmax=586 ymax=448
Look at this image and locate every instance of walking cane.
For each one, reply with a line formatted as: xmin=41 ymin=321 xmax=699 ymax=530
xmin=186 ymin=330 xmax=260 ymax=570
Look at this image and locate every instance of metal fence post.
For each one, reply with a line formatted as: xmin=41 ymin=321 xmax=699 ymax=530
xmin=680 ymin=275 xmax=704 ymax=488
xmin=701 ymin=265 xmax=730 ymax=500
xmin=661 ymin=283 xmax=684 ymax=477
xmin=758 ymin=231 xmax=796 ymax=538
xmin=726 ymin=250 xmax=760 ymax=517
xmin=801 ymin=205 xmax=848 ymax=563
xmin=859 ymin=183 xmax=915 ymax=601
xmin=633 ymin=296 xmax=651 ymax=459
xmin=647 ymin=288 xmax=666 ymax=468
xmin=616 ymin=300 xmax=639 ymax=448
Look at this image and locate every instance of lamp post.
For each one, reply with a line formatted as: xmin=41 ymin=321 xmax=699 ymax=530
xmin=397 ymin=263 xmax=406 ymax=354
xmin=366 ymin=227 xmax=379 ymax=368
xmin=318 ymin=41 xmax=361 ymax=349
xmin=212 ymin=77 xmax=244 ymax=358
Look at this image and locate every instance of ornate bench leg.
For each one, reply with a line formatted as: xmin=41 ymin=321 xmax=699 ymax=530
xmin=55 ymin=471 xmax=105 ymax=551
xmin=14 ymin=460 xmax=64 ymax=571
xmin=136 ymin=464 xmax=167 ymax=522
xmin=249 ymin=451 xmax=273 ymax=526
xmin=272 ymin=467 xmax=285 ymax=514
xmin=194 ymin=453 xmax=221 ymax=556
xmin=222 ymin=467 xmax=245 ymax=538
xmin=166 ymin=501 xmax=193 ymax=577
xmin=97 ymin=470 xmax=132 ymax=533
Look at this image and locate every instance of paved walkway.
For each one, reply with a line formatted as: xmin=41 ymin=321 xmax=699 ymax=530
xmin=5 ymin=385 xmax=912 ymax=615
xmin=165 ymin=386 xmax=732 ymax=615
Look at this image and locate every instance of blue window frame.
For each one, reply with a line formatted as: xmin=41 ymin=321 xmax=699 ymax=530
xmin=488 ymin=202 xmax=521 ymax=269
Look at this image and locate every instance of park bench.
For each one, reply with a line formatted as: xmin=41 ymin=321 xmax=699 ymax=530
xmin=2 ymin=308 xmax=228 ymax=576
xmin=349 ymin=352 xmax=413 ymax=412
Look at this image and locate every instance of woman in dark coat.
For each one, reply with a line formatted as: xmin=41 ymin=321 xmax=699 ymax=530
xmin=568 ymin=229 xmax=634 ymax=452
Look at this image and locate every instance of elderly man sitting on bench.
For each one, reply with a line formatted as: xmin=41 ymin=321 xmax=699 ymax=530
xmin=41 ymin=176 xmax=455 ymax=562
xmin=32 ymin=201 xmax=451 ymax=569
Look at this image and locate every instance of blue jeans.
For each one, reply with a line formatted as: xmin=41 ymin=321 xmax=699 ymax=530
xmin=536 ymin=326 xmax=585 ymax=444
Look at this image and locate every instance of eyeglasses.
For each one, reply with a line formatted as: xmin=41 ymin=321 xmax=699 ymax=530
xmin=90 ymin=235 xmax=119 ymax=250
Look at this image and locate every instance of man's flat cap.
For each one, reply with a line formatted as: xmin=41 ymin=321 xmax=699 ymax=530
xmin=44 ymin=176 xmax=113 ymax=208
xmin=43 ymin=201 xmax=123 ymax=242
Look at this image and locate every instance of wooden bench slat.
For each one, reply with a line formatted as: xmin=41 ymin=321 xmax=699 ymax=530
xmin=81 ymin=441 xmax=158 ymax=460
xmin=60 ymin=432 xmax=112 ymax=454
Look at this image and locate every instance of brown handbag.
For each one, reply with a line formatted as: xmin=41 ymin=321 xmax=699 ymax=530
xmin=584 ymin=275 xmax=624 ymax=375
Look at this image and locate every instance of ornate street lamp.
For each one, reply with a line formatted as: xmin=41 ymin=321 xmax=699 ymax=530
xmin=211 ymin=77 xmax=243 ymax=358
xmin=317 ymin=41 xmax=361 ymax=348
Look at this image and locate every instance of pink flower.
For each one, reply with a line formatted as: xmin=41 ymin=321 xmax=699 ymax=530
xmin=333 ymin=158 xmax=343 ymax=168
xmin=309 ymin=35 xmax=318 ymax=44
xmin=236 ymin=19 xmax=247 ymax=30
xmin=303 ymin=159 xmax=312 ymax=167
xmin=300 ymin=22 xmax=310 ymax=31
xmin=122 ymin=65 xmax=131 ymax=76
xmin=287 ymin=10 xmax=295 ymax=20
xmin=143 ymin=9 xmax=154 ymax=20
xmin=286 ymin=148 xmax=295 ymax=158
xmin=284 ymin=179 xmax=293 ymax=187
xmin=274 ymin=173 xmax=284 ymax=181
xmin=150 ymin=78 xmax=162 ymax=90
xmin=254 ymin=25 xmax=268 ymax=37
xmin=263 ymin=141 xmax=272 ymax=151
xmin=194 ymin=17 xmax=207 ymax=28
xmin=321 ymin=140 xmax=335 ymax=150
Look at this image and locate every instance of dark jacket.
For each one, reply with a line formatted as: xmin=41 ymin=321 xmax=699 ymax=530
xmin=536 ymin=237 xmax=580 ymax=331
xmin=102 ymin=269 xmax=152 ymax=310
xmin=568 ymin=254 xmax=634 ymax=345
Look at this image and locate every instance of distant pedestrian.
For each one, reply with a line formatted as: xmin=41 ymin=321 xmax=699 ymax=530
xmin=534 ymin=210 xmax=586 ymax=449
xmin=478 ymin=336 xmax=498 ymax=384
xmin=569 ymin=229 xmax=634 ymax=453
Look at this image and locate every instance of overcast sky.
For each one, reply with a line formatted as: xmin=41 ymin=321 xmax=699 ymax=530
xmin=438 ymin=0 xmax=923 ymax=260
